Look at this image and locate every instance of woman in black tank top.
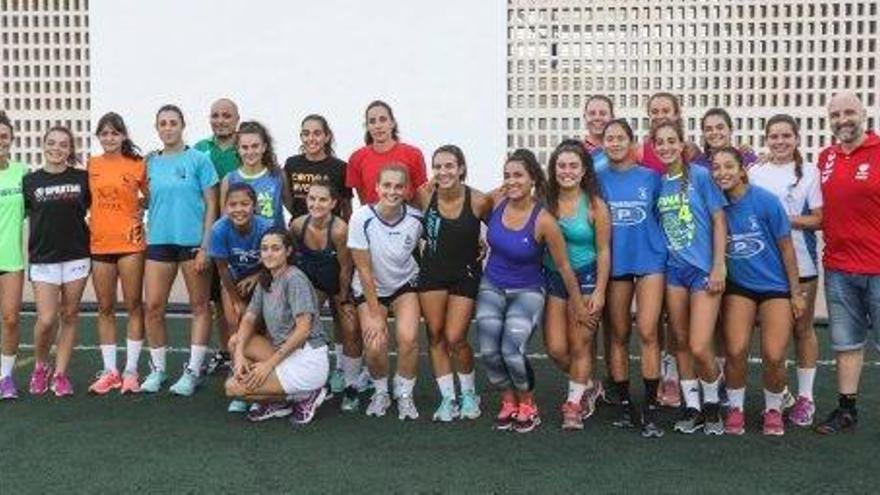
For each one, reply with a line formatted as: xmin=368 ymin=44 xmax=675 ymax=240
xmin=414 ymin=145 xmax=493 ymax=422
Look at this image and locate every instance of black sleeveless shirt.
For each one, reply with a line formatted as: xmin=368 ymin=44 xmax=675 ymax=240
xmin=421 ymin=186 xmax=482 ymax=282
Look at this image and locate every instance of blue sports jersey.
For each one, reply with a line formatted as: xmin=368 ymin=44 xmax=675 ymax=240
xmin=227 ymin=168 xmax=286 ymax=228
xmin=657 ymin=165 xmax=726 ymax=272
xmin=147 ymin=148 xmax=219 ymax=246
xmin=598 ymin=165 xmax=667 ymax=276
xmin=590 ymin=148 xmax=610 ymax=174
xmin=209 ymin=215 xmax=273 ymax=280
xmin=724 ymin=185 xmax=792 ymax=293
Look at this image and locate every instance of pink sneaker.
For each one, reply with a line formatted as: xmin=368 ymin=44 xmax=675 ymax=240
xmin=787 ymin=396 xmax=815 ymax=427
xmin=762 ymin=409 xmax=785 ymax=436
xmin=89 ymin=370 xmax=122 ymax=395
xmin=51 ymin=373 xmax=74 ymax=397
xmin=29 ymin=361 xmax=52 ymax=395
xmin=658 ymin=378 xmax=681 ymax=407
xmin=724 ymin=407 xmax=746 ymax=435
xmin=120 ymin=372 xmax=141 ymax=394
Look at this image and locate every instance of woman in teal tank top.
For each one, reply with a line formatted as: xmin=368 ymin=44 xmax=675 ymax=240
xmin=542 ymin=139 xmax=611 ymax=430
xmin=0 ymin=111 xmax=26 ymax=399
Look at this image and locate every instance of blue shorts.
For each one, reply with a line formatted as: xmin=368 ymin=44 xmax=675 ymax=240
xmin=666 ymin=264 xmax=709 ymax=293
xmin=146 ymin=244 xmax=199 ymax=263
xmin=544 ymin=263 xmax=596 ymax=299
xmin=825 ymin=269 xmax=880 ymax=352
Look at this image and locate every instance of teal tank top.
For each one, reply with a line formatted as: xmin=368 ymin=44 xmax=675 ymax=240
xmin=544 ymin=193 xmax=596 ymax=272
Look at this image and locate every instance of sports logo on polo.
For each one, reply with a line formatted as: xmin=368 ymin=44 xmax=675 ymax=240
xmin=34 ymin=183 xmax=82 ymax=202
xmin=855 ymin=163 xmax=870 ymax=181
xmin=726 ymin=232 xmax=765 ymax=259
xmin=748 ymin=215 xmax=760 ymax=231
xmin=820 ymin=152 xmax=836 ymax=184
xmin=611 ymin=203 xmax=647 ymax=226
xmin=638 ymin=187 xmax=647 ymax=200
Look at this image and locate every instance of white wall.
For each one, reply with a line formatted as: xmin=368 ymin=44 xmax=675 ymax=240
xmin=90 ymin=0 xmax=508 ymax=191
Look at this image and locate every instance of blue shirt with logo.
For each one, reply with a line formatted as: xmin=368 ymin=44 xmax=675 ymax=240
xmin=598 ymin=165 xmax=667 ymax=276
xmin=724 ymin=185 xmax=791 ymax=293
xmin=227 ymin=168 xmax=286 ymax=228
xmin=209 ymin=215 xmax=273 ymax=280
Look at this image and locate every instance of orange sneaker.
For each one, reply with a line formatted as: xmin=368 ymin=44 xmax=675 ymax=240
xmin=514 ymin=400 xmax=541 ymax=433
xmin=120 ymin=372 xmax=141 ymax=394
xmin=561 ymin=401 xmax=584 ymax=430
xmin=494 ymin=400 xmax=518 ymax=431
xmin=89 ymin=370 xmax=122 ymax=395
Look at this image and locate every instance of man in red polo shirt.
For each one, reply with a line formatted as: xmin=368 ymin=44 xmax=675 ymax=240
xmin=815 ymin=92 xmax=880 ymax=434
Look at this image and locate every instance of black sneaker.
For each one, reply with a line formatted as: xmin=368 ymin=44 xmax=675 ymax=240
xmin=612 ymin=401 xmax=638 ymax=428
xmin=641 ymin=404 xmax=664 ymax=438
xmin=815 ymin=407 xmax=858 ymax=435
xmin=205 ymin=351 xmax=231 ymax=376
xmin=674 ymin=407 xmax=704 ymax=434
xmin=703 ymin=402 xmax=724 ymax=435
xmin=602 ymin=378 xmax=621 ymax=406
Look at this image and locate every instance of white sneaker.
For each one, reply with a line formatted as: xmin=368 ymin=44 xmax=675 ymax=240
xmin=397 ymin=393 xmax=419 ymax=421
xmin=365 ymin=391 xmax=391 ymax=417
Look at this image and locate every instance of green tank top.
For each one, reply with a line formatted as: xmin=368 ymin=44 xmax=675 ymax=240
xmin=0 ymin=161 xmax=27 ymax=271
xmin=544 ymin=193 xmax=596 ymax=272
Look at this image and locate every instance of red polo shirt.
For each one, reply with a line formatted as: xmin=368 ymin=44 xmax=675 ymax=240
xmin=346 ymin=142 xmax=427 ymax=204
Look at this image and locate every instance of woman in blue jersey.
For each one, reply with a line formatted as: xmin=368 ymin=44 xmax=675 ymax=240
xmin=599 ymin=119 xmax=668 ymax=437
xmin=220 ymin=121 xmax=292 ymax=228
xmin=543 ymin=140 xmax=610 ymax=431
xmin=653 ymin=120 xmax=728 ymax=435
xmin=749 ymin=115 xmax=823 ymax=426
xmin=477 ymin=149 xmax=589 ymax=433
xmin=712 ymin=147 xmax=805 ymax=436
xmin=141 ymin=104 xmax=219 ymax=396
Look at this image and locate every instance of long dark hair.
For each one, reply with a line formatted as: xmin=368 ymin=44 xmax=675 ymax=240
xmin=432 ymin=144 xmax=467 ymax=181
xmin=363 ymin=100 xmax=399 ymax=145
xmin=652 ymin=120 xmax=688 ymax=194
xmin=700 ymin=107 xmax=734 ymax=155
xmin=546 ymin=139 xmax=600 ymax=217
xmin=765 ymin=114 xmax=804 ymax=185
xmin=258 ymin=227 xmax=294 ymax=292
xmin=96 ymin=112 xmax=142 ymax=160
xmin=506 ymin=148 xmax=546 ymax=201
xmin=236 ymin=120 xmax=280 ymax=176
xmin=300 ymin=114 xmax=336 ymax=156
xmin=43 ymin=125 xmax=79 ymax=166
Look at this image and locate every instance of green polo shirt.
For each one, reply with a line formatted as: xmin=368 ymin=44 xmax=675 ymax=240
xmin=194 ymin=136 xmax=240 ymax=179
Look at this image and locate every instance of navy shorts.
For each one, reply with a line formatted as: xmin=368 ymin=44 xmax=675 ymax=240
xmin=146 ymin=244 xmax=199 ymax=263
xmin=353 ymin=280 xmax=418 ymax=308
xmin=544 ymin=263 xmax=596 ymax=299
xmin=724 ymin=280 xmax=790 ymax=305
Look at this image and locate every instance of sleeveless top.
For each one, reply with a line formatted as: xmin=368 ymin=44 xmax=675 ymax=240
xmin=227 ymin=168 xmax=286 ymax=228
xmin=421 ymin=186 xmax=482 ymax=282
xmin=543 ymin=193 xmax=596 ymax=272
xmin=295 ymin=215 xmax=340 ymax=295
xmin=485 ymin=199 xmax=544 ymax=290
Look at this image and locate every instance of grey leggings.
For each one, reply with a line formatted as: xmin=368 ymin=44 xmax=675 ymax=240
xmin=475 ymin=279 xmax=545 ymax=391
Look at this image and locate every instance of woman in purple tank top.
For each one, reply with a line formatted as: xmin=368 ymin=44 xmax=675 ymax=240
xmin=477 ymin=149 xmax=589 ymax=433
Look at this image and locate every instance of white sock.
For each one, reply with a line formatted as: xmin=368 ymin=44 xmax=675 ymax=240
xmin=150 ymin=347 xmax=167 ymax=372
xmin=372 ymin=375 xmax=389 ymax=394
xmin=728 ymin=387 xmax=746 ymax=410
xmin=124 ymin=339 xmax=143 ymax=374
xmin=395 ymin=374 xmax=416 ymax=397
xmin=188 ymin=345 xmax=208 ymax=376
xmin=436 ymin=373 xmax=455 ymax=398
xmin=458 ymin=371 xmax=476 ymax=394
xmin=334 ymin=344 xmax=343 ymax=370
xmin=0 ymin=354 xmax=15 ymax=379
xmin=100 ymin=344 xmax=117 ymax=372
xmin=796 ymin=367 xmax=816 ymax=401
xmin=681 ymin=379 xmax=701 ymax=410
xmin=567 ymin=381 xmax=588 ymax=404
xmin=701 ymin=377 xmax=720 ymax=404
xmin=341 ymin=355 xmax=361 ymax=387
xmin=764 ymin=389 xmax=784 ymax=412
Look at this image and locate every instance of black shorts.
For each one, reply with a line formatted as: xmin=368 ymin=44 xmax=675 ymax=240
xmin=146 ymin=244 xmax=199 ymax=263
xmin=799 ymin=275 xmax=819 ymax=284
xmin=610 ymin=271 xmax=664 ymax=283
xmin=92 ymin=252 xmax=142 ymax=264
xmin=418 ymin=272 xmax=480 ymax=300
xmin=353 ymin=280 xmax=418 ymax=308
xmin=724 ymin=280 xmax=790 ymax=305
xmin=210 ymin=268 xmax=223 ymax=303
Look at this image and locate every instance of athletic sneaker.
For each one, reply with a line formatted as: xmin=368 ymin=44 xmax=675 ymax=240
xmin=815 ymin=407 xmax=858 ymax=435
xmin=248 ymin=402 xmax=294 ymax=422
xmin=89 ymin=370 xmax=122 ymax=395
xmin=601 ymin=378 xmax=620 ymax=406
xmin=494 ymin=400 xmax=518 ymax=431
xmin=227 ymin=399 xmax=248 ymax=413
xmin=703 ymin=403 xmax=724 ymax=435
xmin=762 ymin=409 xmax=785 ymax=436
xmin=120 ymin=372 xmax=140 ymax=394
xmin=561 ymin=401 xmax=584 ymax=431
xmin=640 ymin=404 xmax=664 ymax=438
xmin=397 ymin=393 xmax=419 ymax=421
xmin=328 ymin=369 xmax=345 ymax=395
xmin=612 ymin=401 xmax=638 ymax=429
xmin=169 ymin=367 xmax=203 ymax=397
xmin=205 ymin=351 xmax=231 ymax=376
xmin=581 ymin=382 xmax=603 ymax=419
xmin=433 ymin=396 xmax=459 ymax=422
xmin=340 ymin=386 xmax=360 ymax=412
xmin=355 ymin=368 xmax=374 ymax=393
xmin=782 ymin=387 xmax=796 ymax=410
xmin=291 ymin=388 xmax=327 ymax=425
xmin=724 ymin=407 xmax=746 ymax=435
xmin=514 ymin=401 xmax=541 ymax=433
xmin=140 ymin=368 xmax=167 ymax=394
xmin=788 ymin=396 xmax=815 ymax=426
xmin=459 ymin=391 xmax=482 ymax=420
xmin=29 ymin=361 xmax=51 ymax=395
xmin=50 ymin=373 xmax=74 ymax=397
xmin=658 ymin=378 xmax=681 ymax=408
xmin=365 ymin=391 xmax=392 ymax=417
xmin=0 ymin=375 xmax=19 ymax=400
xmin=674 ymin=407 xmax=704 ymax=434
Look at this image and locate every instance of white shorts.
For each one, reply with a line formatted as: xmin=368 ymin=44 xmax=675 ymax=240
xmin=29 ymin=258 xmax=91 ymax=285
xmin=275 ymin=343 xmax=329 ymax=395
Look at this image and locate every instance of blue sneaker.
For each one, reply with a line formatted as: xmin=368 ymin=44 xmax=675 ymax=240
xmin=139 ymin=368 xmax=167 ymax=394
xmin=460 ymin=391 xmax=482 ymax=420
xmin=432 ymin=395 xmax=459 ymax=422
xmin=329 ymin=369 xmax=345 ymax=394
xmin=227 ymin=399 xmax=248 ymax=413
xmin=169 ymin=367 xmax=203 ymax=397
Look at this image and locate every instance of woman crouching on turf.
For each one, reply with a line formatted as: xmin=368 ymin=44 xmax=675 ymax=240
xmin=414 ymin=145 xmax=492 ymax=422
xmin=225 ymin=228 xmax=330 ymax=426
xmin=348 ymin=164 xmax=423 ymax=420
xmin=653 ymin=120 xmax=728 ymax=435
xmin=598 ymin=120 xmax=668 ymax=437
xmin=477 ymin=149 xmax=589 ymax=433
xmin=291 ymin=180 xmax=361 ymax=412
xmin=543 ymin=140 xmax=610 ymax=431
xmin=209 ymin=182 xmax=273 ymax=414
xmin=24 ymin=126 xmax=91 ymax=396
xmin=712 ymin=147 xmax=804 ymax=436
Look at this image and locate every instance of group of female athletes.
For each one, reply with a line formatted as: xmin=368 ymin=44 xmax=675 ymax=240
xmin=0 ymin=91 xmax=823 ymax=436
